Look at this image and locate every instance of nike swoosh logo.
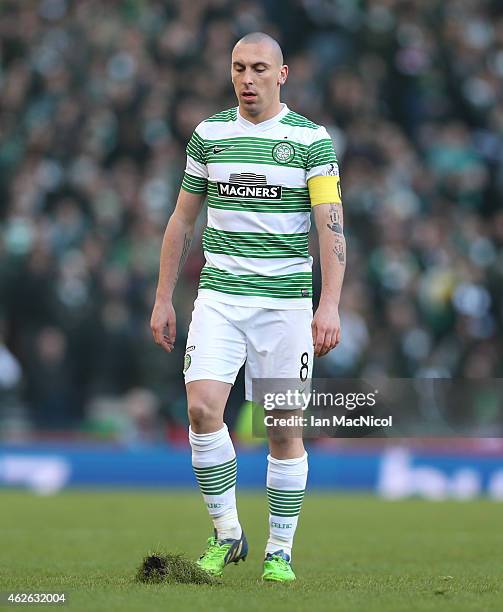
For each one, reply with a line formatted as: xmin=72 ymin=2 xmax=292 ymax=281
xmin=213 ymin=146 xmax=233 ymax=154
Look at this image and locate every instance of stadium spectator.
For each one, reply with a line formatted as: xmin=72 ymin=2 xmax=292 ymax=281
xmin=0 ymin=0 xmax=502 ymax=437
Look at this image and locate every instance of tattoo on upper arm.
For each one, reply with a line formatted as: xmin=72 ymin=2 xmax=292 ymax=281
xmin=326 ymin=203 xmax=343 ymax=234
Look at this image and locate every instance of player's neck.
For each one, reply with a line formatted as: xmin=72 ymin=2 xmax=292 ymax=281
xmin=239 ymin=100 xmax=284 ymax=125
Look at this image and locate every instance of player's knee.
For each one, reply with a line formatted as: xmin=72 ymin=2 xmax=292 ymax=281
xmin=269 ymin=436 xmax=303 ymax=454
xmin=187 ymin=400 xmax=215 ymax=430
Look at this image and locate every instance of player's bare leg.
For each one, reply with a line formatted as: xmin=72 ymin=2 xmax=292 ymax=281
xmin=186 ymin=380 xmax=247 ymax=576
xmin=186 ymin=379 xmax=229 ymax=433
xmin=268 ymin=432 xmax=305 ymax=460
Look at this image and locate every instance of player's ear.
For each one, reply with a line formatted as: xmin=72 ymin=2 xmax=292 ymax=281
xmin=278 ymin=65 xmax=288 ymax=85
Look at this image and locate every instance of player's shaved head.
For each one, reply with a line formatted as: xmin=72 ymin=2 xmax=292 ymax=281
xmin=231 ymin=31 xmax=288 ymax=123
xmin=233 ymin=32 xmax=284 ymax=66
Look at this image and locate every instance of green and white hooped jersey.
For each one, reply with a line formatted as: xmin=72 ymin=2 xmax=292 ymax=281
xmin=182 ymin=104 xmax=339 ymax=309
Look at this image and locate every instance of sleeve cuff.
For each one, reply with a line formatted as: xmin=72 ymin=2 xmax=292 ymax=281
xmin=181 ymin=173 xmax=208 ymax=194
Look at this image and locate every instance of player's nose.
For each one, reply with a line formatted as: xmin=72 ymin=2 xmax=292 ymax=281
xmin=243 ymin=70 xmax=254 ymax=85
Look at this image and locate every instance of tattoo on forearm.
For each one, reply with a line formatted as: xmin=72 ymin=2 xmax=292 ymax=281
xmin=327 ymin=203 xmax=343 ymax=235
xmin=333 ymin=235 xmax=346 ymax=265
xmin=324 ymin=203 xmax=345 ymax=264
xmin=176 ymin=234 xmax=192 ymax=279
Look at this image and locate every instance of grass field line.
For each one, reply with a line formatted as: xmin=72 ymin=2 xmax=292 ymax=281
xmin=1 ymin=491 xmax=502 ymax=611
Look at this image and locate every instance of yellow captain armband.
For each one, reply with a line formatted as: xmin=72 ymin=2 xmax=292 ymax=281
xmin=308 ymin=175 xmax=342 ymax=207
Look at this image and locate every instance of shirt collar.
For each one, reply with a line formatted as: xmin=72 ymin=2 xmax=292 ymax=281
xmin=236 ymin=103 xmax=289 ymax=131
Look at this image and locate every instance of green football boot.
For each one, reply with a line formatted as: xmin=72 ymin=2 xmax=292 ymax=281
xmin=262 ymin=549 xmax=296 ymax=582
xmin=196 ymin=529 xmax=248 ymax=577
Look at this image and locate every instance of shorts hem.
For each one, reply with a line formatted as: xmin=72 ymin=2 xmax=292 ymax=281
xmin=184 ymin=373 xmax=237 ymax=386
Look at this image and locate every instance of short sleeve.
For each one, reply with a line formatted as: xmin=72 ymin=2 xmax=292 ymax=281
xmin=182 ymin=125 xmax=208 ymax=194
xmin=306 ymin=127 xmax=339 ymax=180
xmin=306 ymin=127 xmax=342 ymax=206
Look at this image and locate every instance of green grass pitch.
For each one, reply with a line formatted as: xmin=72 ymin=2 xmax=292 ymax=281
xmin=1 ymin=490 xmax=502 ymax=611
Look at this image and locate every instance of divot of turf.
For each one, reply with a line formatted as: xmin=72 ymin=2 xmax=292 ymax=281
xmin=136 ymin=551 xmax=217 ymax=585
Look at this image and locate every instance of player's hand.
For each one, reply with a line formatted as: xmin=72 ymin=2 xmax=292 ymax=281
xmin=150 ymin=299 xmax=176 ymax=352
xmin=312 ymin=301 xmax=341 ymax=357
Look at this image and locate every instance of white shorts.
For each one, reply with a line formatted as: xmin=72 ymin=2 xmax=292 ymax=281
xmin=183 ymin=297 xmax=313 ymax=401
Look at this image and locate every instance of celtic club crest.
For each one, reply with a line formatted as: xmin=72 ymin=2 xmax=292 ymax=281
xmin=272 ymin=141 xmax=295 ymax=164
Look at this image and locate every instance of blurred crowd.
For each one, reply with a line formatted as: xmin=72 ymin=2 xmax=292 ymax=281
xmin=1 ymin=0 xmax=502 ymax=441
